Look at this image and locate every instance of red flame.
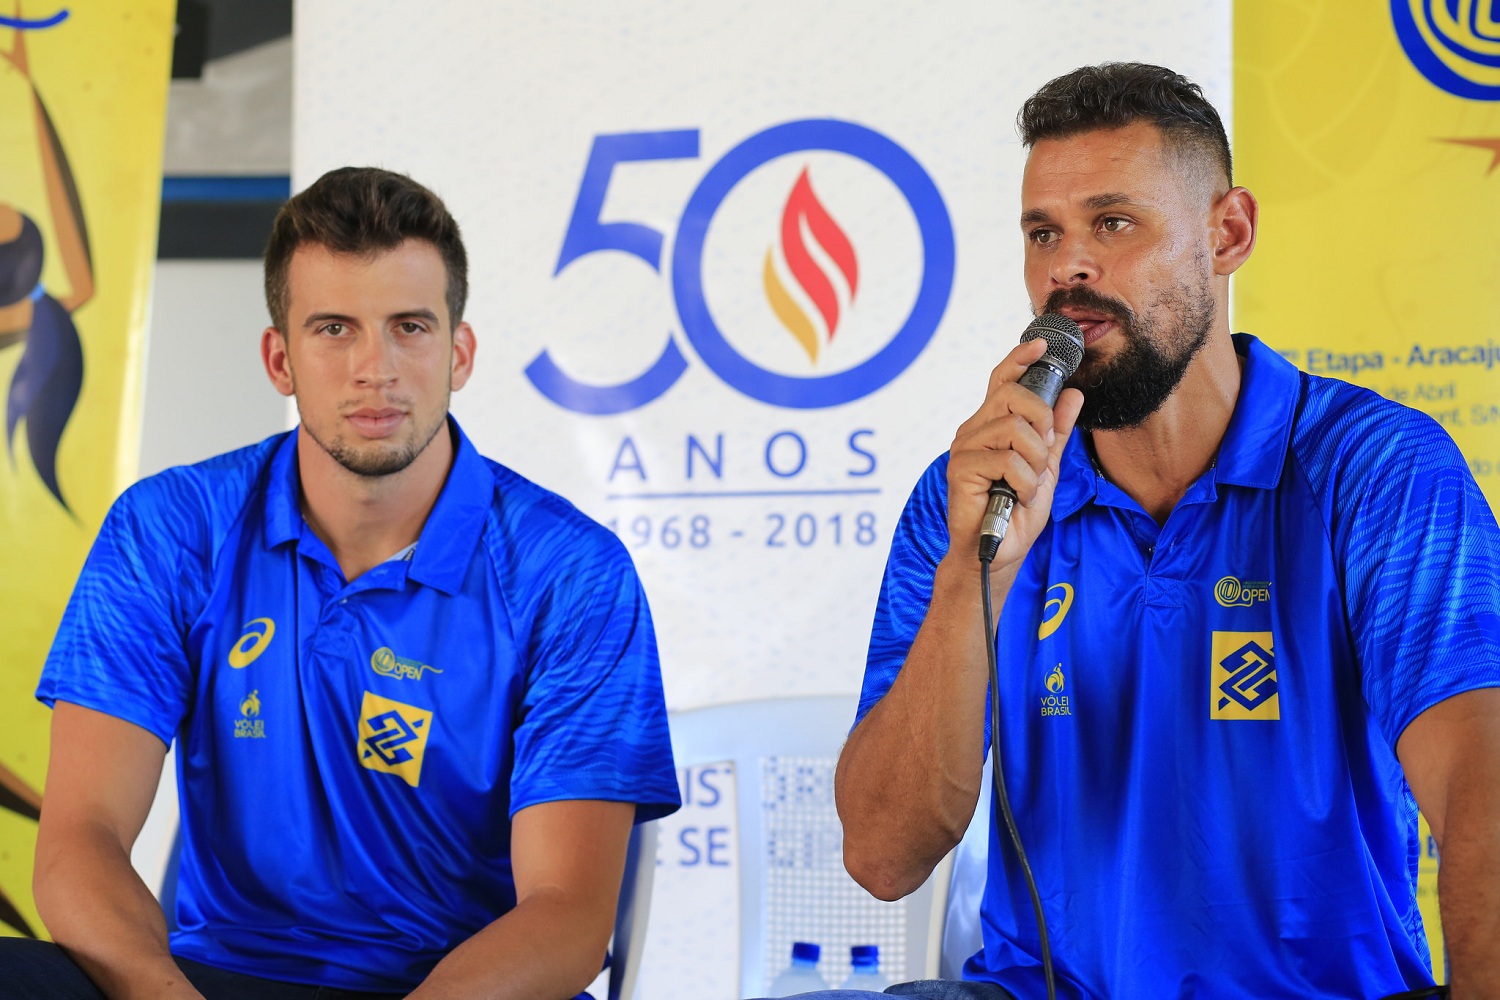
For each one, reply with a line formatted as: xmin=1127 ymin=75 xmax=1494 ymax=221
xmin=780 ymin=168 xmax=858 ymax=341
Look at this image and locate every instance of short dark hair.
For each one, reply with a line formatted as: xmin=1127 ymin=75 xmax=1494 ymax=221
xmin=1017 ymin=63 xmax=1231 ymax=187
xmin=263 ymin=166 xmax=468 ymax=331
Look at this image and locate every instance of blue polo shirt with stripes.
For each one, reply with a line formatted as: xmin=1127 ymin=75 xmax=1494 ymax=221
xmin=39 ymin=420 xmax=679 ymax=991
xmin=858 ymin=334 xmax=1500 ymax=998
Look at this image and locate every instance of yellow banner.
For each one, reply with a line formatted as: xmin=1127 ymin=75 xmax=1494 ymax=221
xmin=1235 ymin=0 xmax=1500 ymax=979
xmin=0 ymin=2 xmax=172 ymax=937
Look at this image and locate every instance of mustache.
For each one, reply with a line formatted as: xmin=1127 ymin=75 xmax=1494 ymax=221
xmin=1041 ymin=286 xmax=1135 ymax=326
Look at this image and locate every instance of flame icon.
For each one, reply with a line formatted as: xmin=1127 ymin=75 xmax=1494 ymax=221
xmin=763 ymin=167 xmax=859 ymax=364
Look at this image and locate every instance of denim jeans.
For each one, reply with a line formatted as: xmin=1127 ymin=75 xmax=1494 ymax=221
xmin=770 ymin=981 xmax=1016 ymax=1000
xmin=0 ymin=939 xmax=407 ymax=999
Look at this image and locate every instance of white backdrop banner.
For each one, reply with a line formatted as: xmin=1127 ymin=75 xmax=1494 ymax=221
xmin=295 ymin=3 xmax=1228 ymax=995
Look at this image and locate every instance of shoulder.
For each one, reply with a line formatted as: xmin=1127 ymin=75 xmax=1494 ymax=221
xmin=903 ymin=452 xmax=951 ymax=512
xmin=106 ymin=434 xmax=287 ymax=558
xmin=476 ymin=455 xmax=634 ymax=580
xmin=1288 ymin=372 xmax=1465 ymax=496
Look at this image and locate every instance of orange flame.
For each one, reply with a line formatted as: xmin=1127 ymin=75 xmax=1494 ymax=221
xmin=763 ymin=168 xmax=858 ymax=363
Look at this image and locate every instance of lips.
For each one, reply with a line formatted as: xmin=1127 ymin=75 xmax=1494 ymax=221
xmin=1056 ymin=310 xmax=1117 ymax=347
xmin=346 ymin=407 xmax=406 ymax=437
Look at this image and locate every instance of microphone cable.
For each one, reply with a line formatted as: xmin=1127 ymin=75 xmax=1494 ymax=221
xmin=978 ymin=552 xmax=1057 ymax=1000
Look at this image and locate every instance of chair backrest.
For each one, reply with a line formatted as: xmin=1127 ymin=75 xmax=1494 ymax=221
xmin=669 ymin=695 xmax=952 ymax=997
xmin=159 ymin=819 xmax=658 ymax=1000
xmin=608 ymin=820 xmax=657 ymax=1000
xmin=939 ymin=752 xmax=991 ymax=980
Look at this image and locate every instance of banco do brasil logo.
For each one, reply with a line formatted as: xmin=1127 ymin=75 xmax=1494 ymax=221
xmin=1392 ymin=0 xmax=1500 ymax=100
xmin=527 ymin=120 xmax=955 ymax=413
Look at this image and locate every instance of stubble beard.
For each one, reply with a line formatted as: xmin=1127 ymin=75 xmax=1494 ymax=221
xmin=295 ymin=393 xmax=451 ymax=479
xmin=1046 ymin=266 xmax=1215 ymax=431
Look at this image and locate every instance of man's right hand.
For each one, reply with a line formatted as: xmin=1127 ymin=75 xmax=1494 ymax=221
xmin=946 ymin=336 xmax=1083 ymax=573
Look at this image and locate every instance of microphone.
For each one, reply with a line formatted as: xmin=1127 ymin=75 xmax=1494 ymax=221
xmin=977 ymin=313 xmax=1085 ymax=562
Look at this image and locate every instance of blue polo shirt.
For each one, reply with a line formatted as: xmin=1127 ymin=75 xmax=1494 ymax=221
xmin=39 ymin=420 xmax=680 ymax=991
xmin=858 ymin=335 xmax=1500 ymax=999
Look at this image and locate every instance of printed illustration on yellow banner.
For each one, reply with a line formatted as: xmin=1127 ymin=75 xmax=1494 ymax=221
xmin=0 ymin=2 xmax=173 ymax=939
xmin=1210 ymin=631 xmax=1278 ymax=720
xmin=358 ymin=691 xmax=433 ymax=788
xmin=1236 ymin=1 xmax=1500 ymax=512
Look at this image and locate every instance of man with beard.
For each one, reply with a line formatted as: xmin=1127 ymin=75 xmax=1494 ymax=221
xmin=1 ymin=167 xmax=680 ymax=999
xmin=836 ymin=64 xmax=1500 ymax=998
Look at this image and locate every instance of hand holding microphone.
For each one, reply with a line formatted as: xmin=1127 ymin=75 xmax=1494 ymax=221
xmin=948 ymin=314 xmax=1085 ymax=569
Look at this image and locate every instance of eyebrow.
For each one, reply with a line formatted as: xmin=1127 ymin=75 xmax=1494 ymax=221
xmin=391 ymin=309 xmax=441 ymax=325
xmin=302 ymin=311 xmax=357 ymax=329
xmin=1019 ymin=192 xmax=1150 ymax=228
xmin=301 ymin=308 xmax=442 ymax=329
xmin=1083 ymin=192 xmax=1146 ymax=211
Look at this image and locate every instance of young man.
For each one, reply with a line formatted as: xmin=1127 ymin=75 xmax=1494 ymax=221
xmin=3 ymin=167 xmax=680 ymax=999
xmin=837 ymin=64 xmax=1500 ymax=998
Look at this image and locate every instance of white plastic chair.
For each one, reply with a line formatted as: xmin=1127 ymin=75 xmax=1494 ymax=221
xmin=939 ymin=753 xmax=991 ymax=979
xmin=669 ymin=695 xmax=953 ymax=997
xmin=160 ymin=819 xmax=658 ymax=1000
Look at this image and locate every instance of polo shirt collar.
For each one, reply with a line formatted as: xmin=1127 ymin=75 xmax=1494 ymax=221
xmin=408 ymin=420 xmax=493 ymax=594
xmin=1049 ymin=332 xmax=1299 ymax=521
xmin=262 ymin=418 xmax=494 ymax=595
xmin=1214 ymin=333 xmax=1299 ymax=489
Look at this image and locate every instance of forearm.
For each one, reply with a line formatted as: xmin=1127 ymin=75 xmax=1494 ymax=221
xmin=1434 ymin=791 xmax=1500 ymax=997
xmin=836 ymin=555 xmax=1013 ymax=900
xmin=409 ymin=887 xmax=612 ymax=1000
xmin=34 ymin=822 xmax=200 ymax=1000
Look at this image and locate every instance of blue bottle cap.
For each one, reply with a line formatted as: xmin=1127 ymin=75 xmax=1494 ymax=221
xmin=851 ymin=944 xmax=879 ymax=967
xmin=792 ymin=942 xmax=821 ymax=963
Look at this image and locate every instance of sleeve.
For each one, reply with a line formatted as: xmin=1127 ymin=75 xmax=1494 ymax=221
xmin=855 ymin=454 xmax=953 ymax=727
xmin=1331 ymin=406 xmax=1500 ymax=748
xmin=509 ymin=527 xmax=680 ymax=823
xmin=36 ymin=478 xmax=198 ymax=746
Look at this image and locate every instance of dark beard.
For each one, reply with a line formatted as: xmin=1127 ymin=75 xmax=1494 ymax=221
xmin=1044 ymin=279 xmax=1213 ymax=431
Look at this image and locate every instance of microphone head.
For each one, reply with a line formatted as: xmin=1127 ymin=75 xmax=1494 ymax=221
xmin=1021 ymin=313 xmax=1085 ymax=377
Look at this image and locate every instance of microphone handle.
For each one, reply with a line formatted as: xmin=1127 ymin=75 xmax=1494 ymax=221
xmin=977 ymin=358 xmax=1070 ymax=561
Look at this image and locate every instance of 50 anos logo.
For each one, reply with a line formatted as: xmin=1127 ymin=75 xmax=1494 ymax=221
xmin=527 ymin=120 xmax=955 ymax=414
xmin=1392 ymin=0 xmax=1500 ymax=100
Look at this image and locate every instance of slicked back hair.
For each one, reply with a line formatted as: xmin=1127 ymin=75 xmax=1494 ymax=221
xmin=1017 ymin=63 xmax=1231 ymax=189
xmin=264 ymin=167 xmax=468 ymax=332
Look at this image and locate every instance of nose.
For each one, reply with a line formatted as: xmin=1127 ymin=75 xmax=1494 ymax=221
xmin=352 ymin=330 xmax=398 ymax=388
xmin=1049 ymin=236 xmax=1100 ymax=288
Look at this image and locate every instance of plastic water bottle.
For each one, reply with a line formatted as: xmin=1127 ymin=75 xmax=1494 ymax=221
xmin=840 ymin=944 xmax=889 ymax=990
xmin=768 ymin=941 xmax=828 ymax=996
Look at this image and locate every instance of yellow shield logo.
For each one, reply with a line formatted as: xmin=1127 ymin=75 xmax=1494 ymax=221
xmin=357 ymin=691 xmax=433 ymax=788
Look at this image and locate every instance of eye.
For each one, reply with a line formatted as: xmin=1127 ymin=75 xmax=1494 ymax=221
xmin=397 ymin=321 xmax=429 ymax=335
xmin=1029 ymin=228 xmax=1060 ymax=246
xmin=318 ymin=322 xmax=347 ymax=337
xmin=1099 ymin=216 xmax=1131 ymax=234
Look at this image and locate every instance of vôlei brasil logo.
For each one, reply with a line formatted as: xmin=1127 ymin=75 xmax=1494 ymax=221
xmin=527 ymin=119 xmax=955 ymax=414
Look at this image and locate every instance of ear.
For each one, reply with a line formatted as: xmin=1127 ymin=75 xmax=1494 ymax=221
xmin=1211 ymin=186 xmax=1258 ymax=276
xmin=261 ymin=327 xmax=296 ymax=397
xmin=450 ymin=321 xmax=476 ymax=392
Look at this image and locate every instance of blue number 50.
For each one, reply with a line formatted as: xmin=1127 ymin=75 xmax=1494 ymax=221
xmin=525 ymin=130 xmax=699 ymax=415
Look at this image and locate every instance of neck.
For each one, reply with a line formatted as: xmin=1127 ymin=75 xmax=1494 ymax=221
xmin=296 ymin=422 xmax=454 ymax=582
xmin=1090 ymin=330 xmax=1242 ymax=523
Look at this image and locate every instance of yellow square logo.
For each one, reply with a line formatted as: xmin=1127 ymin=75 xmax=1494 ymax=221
xmin=1211 ymin=631 xmax=1279 ymax=720
xmin=357 ymin=691 xmax=433 ymax=787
